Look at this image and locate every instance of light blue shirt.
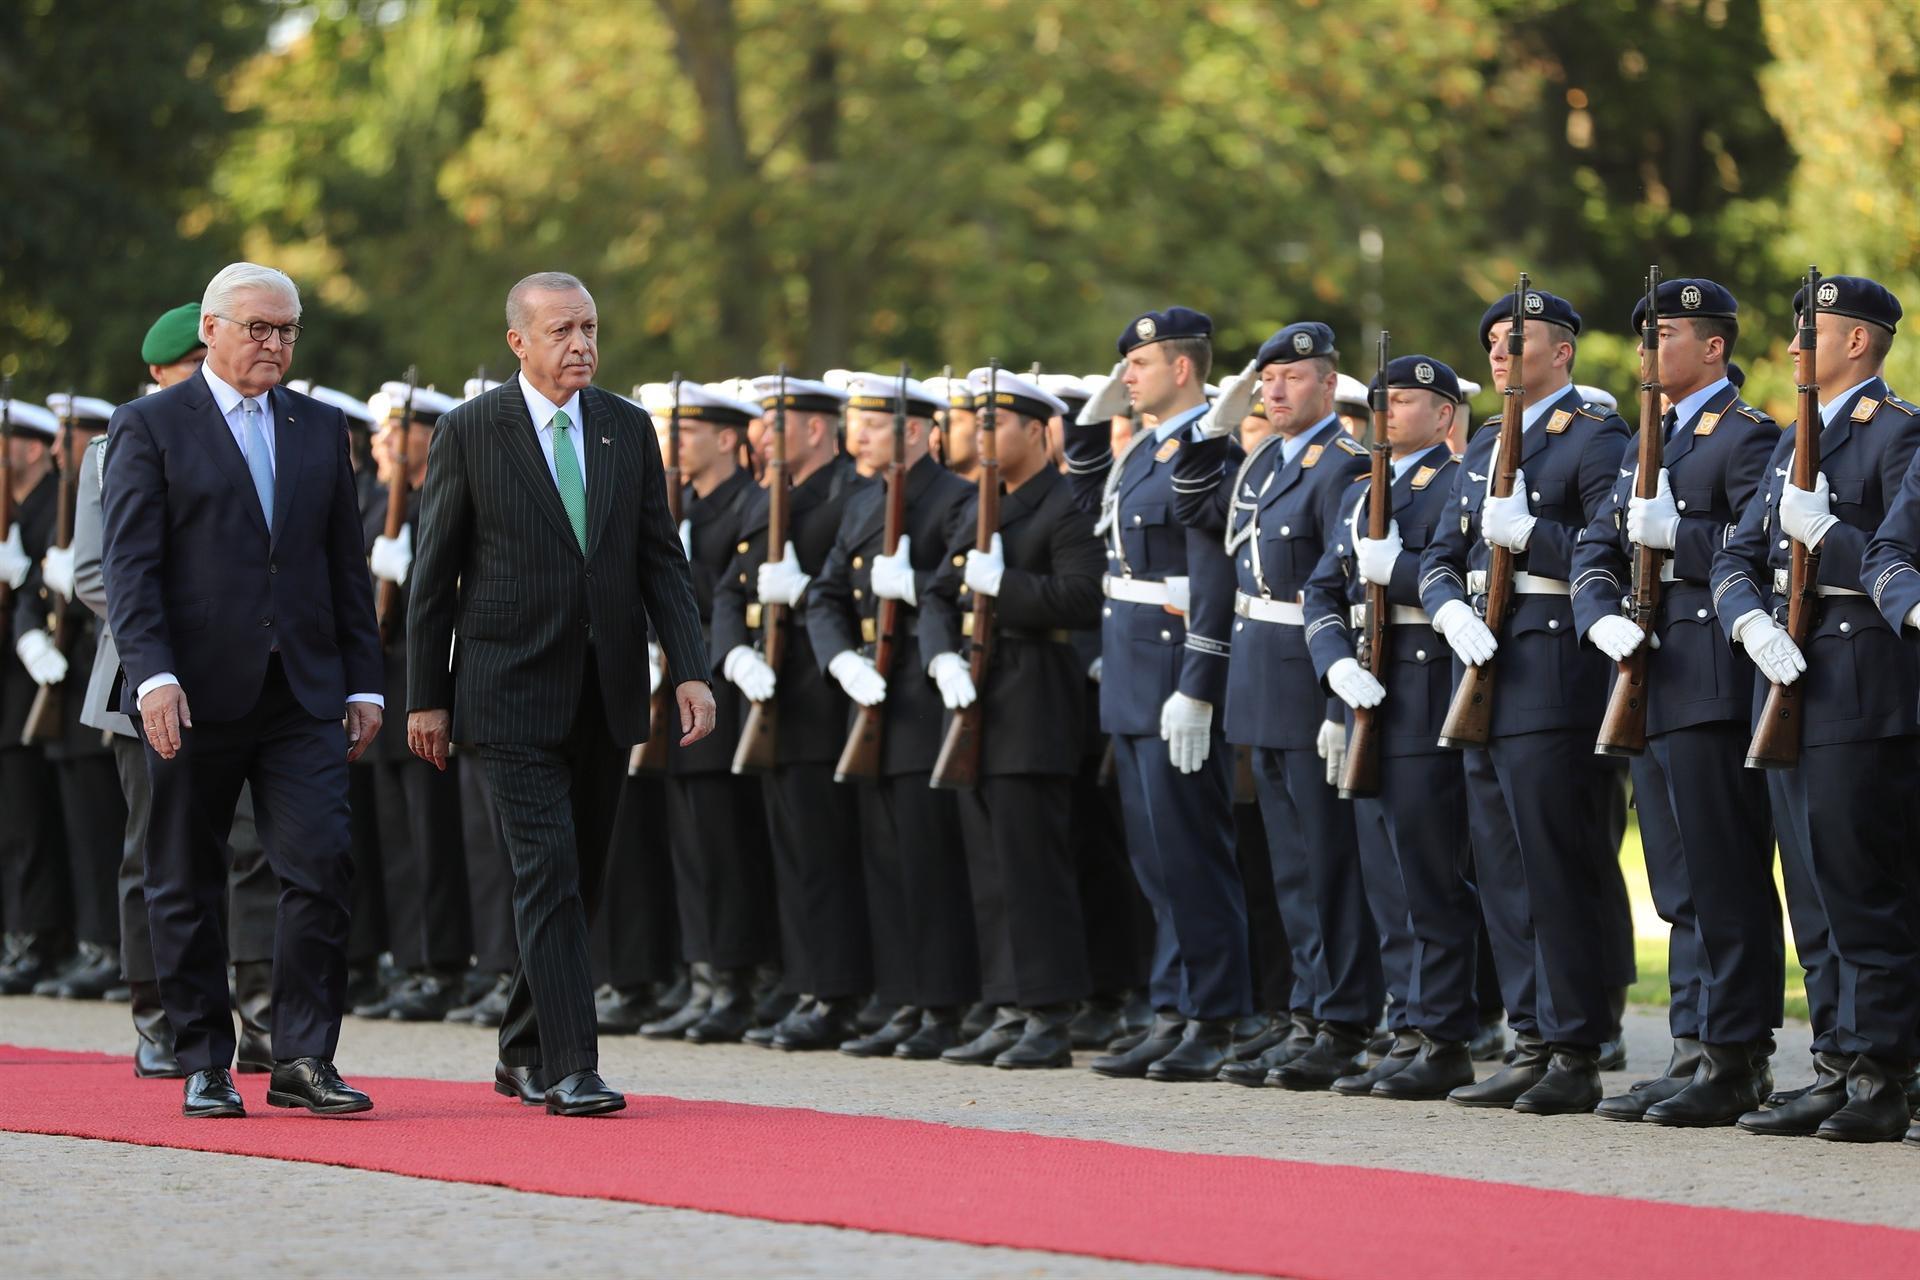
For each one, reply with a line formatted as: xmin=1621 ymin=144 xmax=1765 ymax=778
xmin=518 ymin=372 xmax=588 ymax=490
xmin=1279 ymin=413 xmax=1339 ymax=467
xmin=1520 ymin=383 xmax=1575 ymax=434
xmin=1671 ymin=376 xmax=1731 ymax=432
xmin=1152 ymin=402 xmax=1208 ymax=444
xmin=1393 ymin=442 xmax=1447 ymax=482
xmin=201 ymin=363 xmax=276 ymax=477
xmin=1820 ymin=377 xmax=1878 ymax=429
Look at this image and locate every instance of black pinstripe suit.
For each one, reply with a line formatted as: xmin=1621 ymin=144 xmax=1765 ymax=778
xmin=407 ymin=380 xmax=707 ymax=1084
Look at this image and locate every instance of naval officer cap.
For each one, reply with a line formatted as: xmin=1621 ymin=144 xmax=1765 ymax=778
xmin=1333 ymin=372 xmax=1370 ymax=412
xmin=140 ymin=303 xmax=205 ymax=365
xmin=750 ymin=374 xmax=847 ymax=415
xmin=1478 ymin=288 xmax=1583 ymax=349
xmin=1575 ymin=384 xmax=1618 ymax=412
xmin=45 ymin=394 xmax=118 ymax=423
xmin=966 ymin=367 xmax=1069 ymax=422
xmin=1116 ymin=306 xmax=1212 ymax=356
xmin=1793 ymin=274 xmax=1902 ymax=334
xmin=841 ymin=371 xmax=942 ymax=418
xmin=1257 ymin=321 xmax=1338 ymax=369
xmin=919 ymin=375 xmax=977 ymax=412
xmin=1 ymin=400 xmax=61 ymax=442
xmin=463 ymin=377 xmax=503 ymax=402
xmin=288 ymin=382 xmax=376 ymax=425
xmin=1631 ymin=277 xmax=1738 ymax=331
xmin=369 ymin=381 xmax=458 ymax=425
xmin=638 ymin=380 xmax=760 ymax=426
xmin=1036 ymin=373 xmax=1091 ymax=413
xmin=1371 ymin=355 xmax=1465 ymax=404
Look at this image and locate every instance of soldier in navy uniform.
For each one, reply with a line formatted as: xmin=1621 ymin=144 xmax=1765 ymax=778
xmin=1719 ymin=275 xmax=1920 ymax=1142
xmin=1170 ymin=322 xmax=1385 ymax=1091
xmin=1571 ymin=279 xmax=1785 ymax=1126
xmin=713 ymin=375 xmax=877 ymax=1051
xmin=920 ymin=369 xmax=1105 ymax=1069
xmin=805 ymin=371 xmax=979 ymax=1060
xmin=1418 ymin=288 xmax=1634 ymax=1115
xmin=1301 ymin=354 xmax=1480 ymax=1100
xmin=1061 ymin=308 xmax=1251 ymax=1083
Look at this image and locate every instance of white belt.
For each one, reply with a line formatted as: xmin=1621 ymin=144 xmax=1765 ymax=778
xmin=1103 ymin=574 xmax=1182 ymax=606
xmin=1350 ymin=604 xmax=1430 ymax=628
xmin=1466 ymin=570 xmax=1570 ymax=596
xmin=1773 ymin=569 xmax=1866 ymax=598
xmin=1235 ymin=591 xmax=1304 ymax=625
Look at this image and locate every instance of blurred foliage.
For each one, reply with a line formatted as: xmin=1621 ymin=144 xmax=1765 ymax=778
xmin=2 ymin=0 xmax=1914 ymax=426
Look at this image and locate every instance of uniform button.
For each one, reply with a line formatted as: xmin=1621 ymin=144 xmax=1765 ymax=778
xmin=1103 ymin=607 xmax=1112 ymax=618
xmin=1461 ymin=496 xmax=1469 ymax=507
xmin=1547 ymin=618 xmax=1559 ymax=629
xmin=737 ymin=541 xmax=749 ymax=554
xmin=260 ymin=616 xmax=272 ymax=627
xmin=738 ymin=573 xmax=748 ymax=584
xmin=852 ymin=556 xmax=864 ymax=568
xmin=1280 ymin=524 xmax=1291 ymax=535
xmin=1531 ymin=490 xmax=1541 ymax=501
xmin=1621 ymin=595 xmax=1632 ymax=608
xmin=1337 ymin=544 xmax=1346 ymax=554
xmin=1415 ymin=648 xmax=1428 ymax=660
xmin=852 ymin=588 xmax=863 ymax=600
xmin=1697 ymin=608 xmax=1708 ymax=619
xmin=1132 ymin=513 xmax=1142 ymax=525
xmin=1242 ymin=558 xmax=1251 ymax=570
xmin=268 ymin=563 xmax=277 ymax=574
xmin=1159 ymin=629 xmax=1171 ymax=641
xmin=952 ymin=555 xmax=965 ymax=567
xmin=1235 ymin=621 xmax=1244 ymax=632
xmin=1676 ymin=499 xmax=1688 ymax=511
xmin=1778 ymin=539 xmax=1789 ymax=550
xmin=1840 ymin=620 xmax=1852 ymax=634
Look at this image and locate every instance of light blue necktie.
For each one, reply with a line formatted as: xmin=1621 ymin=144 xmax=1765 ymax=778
xmin=242 ymin=397 xmax=275 ymax=523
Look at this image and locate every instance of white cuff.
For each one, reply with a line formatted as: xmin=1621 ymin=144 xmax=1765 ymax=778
xmin=136 ymin=672 xmax=180 ymax=704
xmin=347 ymin=693 xmax=385 ymax=708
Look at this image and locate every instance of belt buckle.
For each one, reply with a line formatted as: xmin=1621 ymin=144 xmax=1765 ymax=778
xmin=1772 ymin=569 xmax=1789 ymax=596
xmin=860 ymin=616 xmax=878 ymax=644
xmin=961 ymin=613 xmax=975 ymax=639
xmin=745 ymin=603 xmax=763 ymax=629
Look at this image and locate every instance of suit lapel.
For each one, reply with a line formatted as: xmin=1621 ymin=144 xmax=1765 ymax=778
xmin=1820 ymin=376 xmax=1882 ymax=461
xmin=1520 ymin=387 xmax=1581 ymax=467
xmin=583 ymin=389 xmax=617 ymax=557
xmin=182 ymin=374 xmax=269 ymax=540
xmin=491 ymin=383 xmax=581 ymax=552
xmin=267 ymin=387 xmax=305 ymax=548
xmin=1664 ymin=383 xmax=1737 ymax=471
xmin=1262 ymin=418 xmax=1340 ymax=512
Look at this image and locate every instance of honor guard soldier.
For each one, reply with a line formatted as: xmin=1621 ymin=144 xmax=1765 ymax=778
xmin=712 ymin=374 xmax=878 ymax=1051
xmin=1301 ymin=355 xmax=1480 ymax=1099
xmin=920 ymin=369 xmax=1105 ymax=1069
xmin=1721 ymin=276 xmax=1920 ymax=1141
xmin=1418 ymin=287 xmax=1634 ymax=1114
xmin=1061 ymin=308 xmax=1252 ymax=1084
xmin=1572 ymin=279 xmax=1785 ymax=1126
xmin=1172 ymin=323 xmax=1384 ymax=1091
xmin=805 ymin=370 xmax=979 ymax=1059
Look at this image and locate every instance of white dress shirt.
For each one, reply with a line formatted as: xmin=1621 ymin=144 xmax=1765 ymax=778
xmin=518 ymin=372 xmax=588 ymax=490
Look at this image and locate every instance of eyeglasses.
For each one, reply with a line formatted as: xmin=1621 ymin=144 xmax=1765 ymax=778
xmin=213 ymin=315 xmax=303 ymax=345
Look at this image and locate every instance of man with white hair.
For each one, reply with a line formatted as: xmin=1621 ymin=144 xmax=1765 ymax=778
xmin=104 ymin=262 xmax=386 ymax=1118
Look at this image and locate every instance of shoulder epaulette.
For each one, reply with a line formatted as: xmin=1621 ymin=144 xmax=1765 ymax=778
xmin=1886 ymin=395 xmax=1920 ymax=416
xmin=1734 ymin=403 xmax=1772 ymax=423
xmin=1334 ymin=435 xmax=1367 ymax=456
xmin=1482 ymin=415 xmax=1503 ymax=430
xmin=1576 ymin=402 xmax=1612 ymax=420
xmin=1450 ymin=452 xmax=1464 ymax=463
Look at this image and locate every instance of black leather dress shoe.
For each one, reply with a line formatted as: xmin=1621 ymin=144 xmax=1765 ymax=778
xmin=0 ymin=932 xmax=72 ymax=995
xmin=942 ymin=1008 xmax=1026 ymax=1065
xmin=1816 ymin=1056 xmax=1912 ymax=1143
xmin=131 ymin=981 xmax=186 ymax=1080
xmin=853 ymin=993 xmax=895 ymax=1034
xmin=1643 ymin=1040 xmax=1769 ymax=1128
xmin=996 ymin=1007 xmax=1075 ymax=1069
xmin=1512 ymin=1047 xmax=1602 ymax=1115
xmin=183 ymin=1068 xmax=246 ymax=1118
xmin=1333 ymin=1029 xmax=1421 ymax=1095
xmin=1596 ymin=1034 xmax=1628 ymax=1073
xmin=894 ymin=1008 xmax=964 ymax=1060
xmin=545 ymin=1069 xmax=626 ymax=1117
xmin=1467 ymin=1017 xmax=1507 ymax=1062
xmin=1764 ymin=1049 xmax=1850 ymax=1109
xmin=1906 ymin=1120 xmax=1920 ymax=1147
xmin=1147 ymin=1018 xmax=1234 ymax=1083
xmin=1228 ymin=1012 xmax=1288 ymax=1063
xmin=959 ymin=1001 xmax=996 ymax=1040
xmin=1090 ymin=1014 xmax=1184 ymax=1078
xmin=459 ymin=973 xmax=514 ymax=1029
xmin=840 ymin=1005 xmax=922 ymax=1057
xmin=685 ymin=969 xmax=756 ymax=1044
xmin=1595 ymin=1037 xmax=1703 ymax=1122
xmin=1271 ymin=1022 xmax=1370 ymax=1091
xmin=1373 ymin=1037 xmax=1476 ymax=1100
xmin=351 ymin=972 xmax=411 ymax=1019
xmin=641 ymin=964 xmax=715 ymax=1039
xmin=35 ymin=940 xmax=120 ymax=999
xmin=233 ymin=959 xmax=274 ymax=1073
xmin=267 ymin=1058 xmax=373 ymax=1115
xmin=1739 ymin=1066 xmax=1849 ymax=1135
xmin=1449 ymin=1034 xmax=1550 ymax=1108
xmin=773 ymin=997 xmax=859 ymax=1051
xmin=387 ymin=971 xmax=462 ymax=1022
xmin=1220 ymin=1013 xmax=1318 ymax=1087
xmin=494 ymin=1061 xmax=544 ymax=1106
xmin=1067 ymin=995 xmax=1126 ymax=1049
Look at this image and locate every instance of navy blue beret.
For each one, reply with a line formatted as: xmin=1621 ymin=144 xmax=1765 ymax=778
xmin=1630 ymin=277 xmax=1738 ymax=331
xmin=1256 ymin=321 xmax=1338 ymax=368
xmin=1117 ymin=306 xmax=1213 ymax=355
xmin=1793 ymin=274 xmax=1902 ymax=334
xmin=1478 ymin=288 xmax=1583 ymax=349
xmin=1370 ymin=354 xmax=1463 ymax=404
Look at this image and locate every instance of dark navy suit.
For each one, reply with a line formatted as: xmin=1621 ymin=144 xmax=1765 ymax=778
xmin=102 ymin=369 xmax=383 ymax=1072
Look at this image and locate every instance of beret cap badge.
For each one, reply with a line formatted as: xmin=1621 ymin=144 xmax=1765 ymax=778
xmin=1135 ymin=317 xmax=1156 ymax=340
xmin=1818 ymin=282 xmax=1839 ymax=306
xmin=1525 ymin=292 xmax=1544 ymax=314
xmin=1291 ymin=331 xmax=1313 ymax=354
xmin=1681 ymin=285 xmax=1702 ymax=310
xmin=1415 ymin=361 xmax=1435 ymax=385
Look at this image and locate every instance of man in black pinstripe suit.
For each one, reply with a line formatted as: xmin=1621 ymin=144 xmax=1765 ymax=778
xmin=406 ymin=271 xmax=715 ymax=1117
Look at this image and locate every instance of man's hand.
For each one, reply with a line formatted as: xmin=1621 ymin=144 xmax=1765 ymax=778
xmin=1480 ymin=470 xmax=1537 ymax=552
xmin=140 ymin=684 xmax=193 ymax=761
xmin=1076 ymin=361 xmax=1130 ymax=426
xmin=0 ymin=523 xmax=30 ymax=591
xmin=1327 ymin=656 xmax=1385 ymax=710
xmin=870 ymin=536 xmax=915 ymax=604
xmin=1587 ymin=614 xmax=1646 ymax=663
xmin=370 ymin=525 xmax=412 ymax=585
xmin=345 ymin=700 xmax=383 ymax=763
xmin=828 ymin=650 xmax=888 ymax=707
xmin=758 ymin=541 xmax=810 ymax=607
xmin=1158 ymin=692 xmax=1213 ymax=774
xmin=928 ymin=651 xmax=977 ymax=710
xmin=1780 ymin=473 xmax=1839 ymax=550
xmin=677 ymin=680 xmax=717 ymax=746
xmin=723 ymin=645 xmax=777 ymax=702
xmin=1356 ymin=521 xmax=1402 ymax=587
xmin=408 ymin=708 xmax=451 ymax=771
xmin=1732 ymin=609 xmax=1806 ymax=687
xmin=1627 ymin=468 xmax=1680 ymax=550
xmin=40 ymin=545 xmax=76 ymax=600
xmin=14 ymin=629 xmax=67 ymax=686
xmin=1433 ymin=598 xmax=1498 ymax=667
xmin=1317 ymin=718 xmax=1347 ymax=788
xmin=964 ymin=534 xmax=1006 ymax=598
xmin=1197 ymin=359 xmax=1259 ymax=440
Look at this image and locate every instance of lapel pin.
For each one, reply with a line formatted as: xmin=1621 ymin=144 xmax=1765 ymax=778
xmin=601 ymin=436 xmax=612 ymax=445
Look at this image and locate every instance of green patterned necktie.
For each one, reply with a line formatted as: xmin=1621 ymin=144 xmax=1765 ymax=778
xmin=550 ymin=409 xmax=588 ymax=552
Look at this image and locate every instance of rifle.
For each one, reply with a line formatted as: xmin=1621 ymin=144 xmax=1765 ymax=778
xmin=1438 ymin=274 xmax=1530 ymax=749
xmin=834 ymin=363 xmax=911 ymax=782
xmin=0 ymin=380 xmax=13 ymax=615
xmin=634 ymin=374 xmax=684 ymax=775
xmin=1339 ymin=332 xmax=1392 ymax=798
xmin=1596 ymin=267 xmax=1666 ymax=757
xmin=23 ymin=392 xmax=80 ymax=744
xmin=932 ymin=361 xmax=1001 ymax=789
xmin=733 ymin=366 xmax=789 ymax=775
xmin=1747 ymin=266 xmax=1823 ymax=770
xmin=375 ymin=366 xmax=418 ymax=647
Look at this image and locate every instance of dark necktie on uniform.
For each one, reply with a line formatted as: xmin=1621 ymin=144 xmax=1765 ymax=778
xmin=550 ymin=409 xmax=588 ymax=552
xmin=1662 ymin=407 xmax=1679 ymax=443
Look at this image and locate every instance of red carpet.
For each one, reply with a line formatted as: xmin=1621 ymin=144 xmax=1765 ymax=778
xmin=3 ymin=1043 xmax=1914 ymax=1278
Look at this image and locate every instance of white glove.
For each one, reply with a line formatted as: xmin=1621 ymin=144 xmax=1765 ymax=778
xmin=1626 ymin=468 xmax=1680 ymax=550
xmin=1480 ymin=469 xmax=1537 ymax=552
xmin=758 ymin=541 xmax=810 ymax=606
xmin=1327 ymin=656 xmax=1386 ymax=710
xmin=1158 ymin=691 xmax=1213 ymax=774
xmin=0 ymin=524 xmax=29 ymax=590
xmin=1732 ymin=609 xmax=1806 ymax=686
xmin=964 ymin=533 xmax=1005 ymax=598
xmin=1356 ymin=521 xmax=1402 ymax=587
xmin=679 ymin=519 xmax=693 ymax=560
xmin=1907 ymin=602 xmax=1920 ymax=633
xmin=1780 ymin=473 xmax=1839 ymax=550
xmin=1198 ymin=359 xmax=1258 ymax=440
xmin=928 ymin=651 xmax=977 ymax=710
xmin=722 ymin=645 xmax=777 ymax=702
xmin=1088 ymin=656 xmax=1103 ymax=683
xmin=828 ymin=649 xmax=888 ymax=706
xmin=1587 ymin=614 xmax=1646 ymax=662
xmin=648 ymin=641 xmax=664 ymax=695
xmin=14 ymin=629 xmax=67 ymax=686
xmin=40 ymin=544 xmax=75 ymax=599
xmin=870 ymin=535 xmax=916 ymax=604
xmin=1317 ymin=718 xmax=1347 ymax=786
xmin=370 ymin=525 xmax=412 ymax=585
xmin=1434 ymin=598 xmax=1498 ymax=667
xmin=1076 ymin=361 xmax=1130 ymax=426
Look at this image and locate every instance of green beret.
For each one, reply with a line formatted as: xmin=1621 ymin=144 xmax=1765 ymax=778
xmin=141 ymin=303 xmax=205 ymax=365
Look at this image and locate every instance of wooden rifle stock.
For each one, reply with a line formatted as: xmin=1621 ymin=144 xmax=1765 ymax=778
xmin=932 ymin=361 xmax=1000 ymax=790
xmin=375 ymin=368 xmax=418 ymax=648
xmin=835 ymin=363 xmax=912 ymax=782
xmin=1438 ymin=275 xmax=1530 ymax=749
xmin=1597 ymin=267 xmax=1666 ymax=757
xmin=734 ymin=368 xmax=789 ymax=775
xmin=636 ymin=375 xmax=684 ymax=775
xmin=1340 ymin=333 xmax=1392 ymax=798
xmin=22 ymin=393 xmax=79 ymax=745
xmin=1747 ymin=267 xmax=1823 ymax=770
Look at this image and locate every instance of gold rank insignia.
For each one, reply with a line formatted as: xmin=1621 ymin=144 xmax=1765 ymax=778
xmin=1411 ymin=465 xmax=1438 ymax=489
xmin=1301 ymin=444 xmax=1324 ymax=468
xmin=1852 ymin=397 xmax=1880 ymax=422
xmin=1546 ymin=409 xmax=1573 ymax=434
xmin=1461 ymin=514 xmax=1472 ymax=534
xmin=1694 ymin=412 xmax=1721 ymax=437
xmin=1155 ymin=437 xmax=1182 ymax=462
